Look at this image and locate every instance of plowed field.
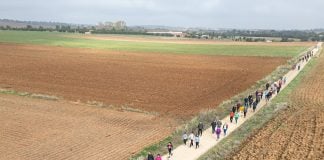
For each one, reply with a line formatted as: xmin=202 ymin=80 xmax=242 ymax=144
xmin=0 ymin=94 xmax=173 ymax=160
xmin=0 ymin=43 xmax=288 ymax=118
xmin=231 ymin=54 xmax=324 ymax=160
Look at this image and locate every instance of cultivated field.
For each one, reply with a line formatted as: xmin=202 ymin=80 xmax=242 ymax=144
xmin=0 ymin=94 xmax=173 ymax=160
xmin=0 ymin=43 xmax=289 ymax=118
xmin=0 ymin=31 xmax=315 ymax=159
xmin=231 ymin=53 xmax=324 ymax=160
xmin=0 ymin=31 xmax=313 ymax=57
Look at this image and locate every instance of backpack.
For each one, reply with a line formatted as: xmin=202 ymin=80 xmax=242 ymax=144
xmin=216 ymin=127 xmax=221 ymax=134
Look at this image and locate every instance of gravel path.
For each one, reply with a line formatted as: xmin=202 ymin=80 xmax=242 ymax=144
xmin=162 ymin=42 xmax=322 ymax=160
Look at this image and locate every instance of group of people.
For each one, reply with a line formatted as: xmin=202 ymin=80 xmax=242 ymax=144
xmin=295 ymin=50 xmax=315 ymax=70
xmin=147 ymin=48 xmax=316 ymax=160
xmin=155 ymin=76 xmax=287 ymax=160
xmin=211 ymin=118 xmax=228 ymax=140
xmin=182 ymin=130 xmax=201 ymax=149
xmin=147 ymin=152 xmax=162 ymax=160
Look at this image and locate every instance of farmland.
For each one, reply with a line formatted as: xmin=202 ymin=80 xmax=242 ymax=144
xmin=0 ymin=31 xmax=313 ymax=57
xmin=0 ymin=43 xmax=289 ymax=118
xmin=0 ymin=31 xmax=316 ymax=159
xmin=0 ymin=94 xmax=173 ymax=160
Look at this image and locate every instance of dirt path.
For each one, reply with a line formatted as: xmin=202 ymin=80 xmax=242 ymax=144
xmin=231 ymin=43 xmax=324 ymax=160
xmin=162 ymin=43 xmax=322 ymax=160
xmin=0 ymin=94 xmax=174 ymax=160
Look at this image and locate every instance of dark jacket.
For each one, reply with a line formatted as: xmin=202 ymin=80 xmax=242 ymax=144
xmin=211 ymin=121 xmax=217 ymax=128
xmin=147 ymin=154 xmax=154 ymax=160
xmin=232 ymin=106 xmax=236 ymax=113
xmin=198 ymin=123 xmax=204 ymax=130
xmin=216 ymin=120 xmax=222 ymax=128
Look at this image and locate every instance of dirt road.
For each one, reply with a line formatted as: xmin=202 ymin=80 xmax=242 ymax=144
xmin=162 ymin=44 xmax=321 ymax=160
xmin=231 ymin=47 xmax=324 ymax=160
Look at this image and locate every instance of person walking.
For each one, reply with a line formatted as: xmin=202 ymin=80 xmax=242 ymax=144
xmin=155 ymin=154 xmax=162 ymax=160
xmin=215 ymin=126 xmax=221 ymax=140
xmin=243 ymin=105 xmax=248 ymax=118
xmin=230 ymin=111 xmax=234 ymax=123
xmin=232 ymin=105 xmax=236 ymax=113
xmin=197 ymin=122 xmax=204 ymax=136
xmin=266 ymin=82 xmax=270 ymax=90
xmin=223 ymin=122 xmax=228 ymax=136
xmin=248 ymin=94 xmax=253 ymax=108
xmin=211 ymin=120 xmax=217 ymax=134
xmin=260 ymin=90 xmax=263 ymax=99
xmin=234 ymin=112 xmax=240 ymax=124
xmin=167 ymin=142 xmax=173 ymax=158
xmin=252 ymin=101 xmax=257 ymax=112
xmin=182 ymin=132 xmax=188 ymax=145
xmin=268 ymin=89 xmax=273 ymax=99
xmin=236 ymin=102 xmax=241 ymax=112
xmin=147 ymin=152 xmax=154 ymax=160
xmin=216 ymin=119 xmax=222 ymax=128
xmin=298 ymin=64 xmax=301 ymax=70
xmin=239 ymin=105 xmax=244 ymax=113
xmin=195 ymin=134 xmax=200 ymax=149
xmin=244 ymin=97 xmax=249 ymax=108
xmin=189 ymin=131 xmax=195 ymax=148
xmin=283 ymin=77 xmax=287 ymax=85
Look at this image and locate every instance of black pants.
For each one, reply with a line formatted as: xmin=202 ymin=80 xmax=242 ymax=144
xmin=196 ymin=142 xmax=199 ymax=148
xmin=190 ymin=140 xmax=193 ymax=147
xmin=230 ymin=117 xmax=233 ymax=123
xmin=168 ymin=148 xmax=172 ymax=156
xmin=198 ymin=129 xmax=202 ymax=136
xmin=183 ymin=139 xmax=187 ymax=145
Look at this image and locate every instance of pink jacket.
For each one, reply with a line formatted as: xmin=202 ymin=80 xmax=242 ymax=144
xmin=155 ymin=155 xmax=162 ymax=160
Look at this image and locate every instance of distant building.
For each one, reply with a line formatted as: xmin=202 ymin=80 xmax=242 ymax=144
xmin=201 ymin=35 xmax=210 ymax=39
xmin=96 ymin=21 xmax=126 ymax=30
xmin=146 ymin=31 xmax=186 ymax=37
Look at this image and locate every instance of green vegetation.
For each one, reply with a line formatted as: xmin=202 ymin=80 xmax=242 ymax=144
xmin=0 ymin=30 xmax=309 ymax=57
xmin=198 ymin=52 xmax=319 ymax=160
xmin=0 ymin=88 xmax=59 ymax=101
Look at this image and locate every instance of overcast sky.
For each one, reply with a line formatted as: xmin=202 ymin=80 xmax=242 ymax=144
xmin=1 ymin=0 xmax=323 ymax=29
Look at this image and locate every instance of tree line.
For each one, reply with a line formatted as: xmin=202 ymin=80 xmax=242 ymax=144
xmin=1 ymin=25 xmax=323 ymax=41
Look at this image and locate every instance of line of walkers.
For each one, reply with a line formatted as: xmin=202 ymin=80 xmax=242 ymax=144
xmin=151 ymin=50 xmax=315 ymax=159
xmin=154 ymin=48 xmax=318 ymax=160
xmin=156 ymin=76 xmax=287 ymax=160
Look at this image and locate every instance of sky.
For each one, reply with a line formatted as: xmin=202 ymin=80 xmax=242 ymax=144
xmin=0 ymin=0 xmax=323 ymax=29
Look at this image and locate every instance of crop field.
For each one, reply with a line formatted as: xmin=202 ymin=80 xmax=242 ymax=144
xmin=0 ymin=31 xmax=313 ymax=57
xmin=231 ymin=53 xmax=324 ymax=160
xmin=0 ymin=94 xmax=174 ymax=160
xmin=0 ymin=43 xmax=289 ymax=118
xmin=0 ymin=31 xmax=316 ymax=159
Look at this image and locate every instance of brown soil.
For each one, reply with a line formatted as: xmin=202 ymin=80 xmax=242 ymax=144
xmin=0 ymin=43 xmax=288 ymax=119
xmin=71 ymin=35 xmax=315 ymax=46
xmin=230 ymin=54 xmax=324 ymax=160
xmin=0 ymin=94 xmax=173 ymax=160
